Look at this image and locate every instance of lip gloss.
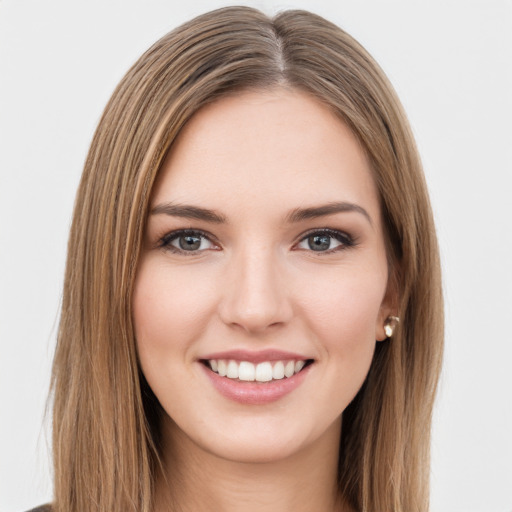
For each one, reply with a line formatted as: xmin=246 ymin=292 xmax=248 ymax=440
xmin=200 ymin=362 xmax=311 ymax=405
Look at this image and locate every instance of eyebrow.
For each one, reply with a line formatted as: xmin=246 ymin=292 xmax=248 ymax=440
xmin=151 ymin=202 xmax=227 ymax=223
xmin=150 ymin=200 xmax=372 ymax=225
xmin=286 ymin=201 xmax=373 ymax=225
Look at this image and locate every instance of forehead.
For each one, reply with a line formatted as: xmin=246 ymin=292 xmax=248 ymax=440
xmin=152 ymin=88 xmax=380 ymax=221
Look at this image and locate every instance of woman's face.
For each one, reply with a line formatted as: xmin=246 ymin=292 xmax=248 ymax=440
xmin=133 ymin=88 xmax=393 ymax=463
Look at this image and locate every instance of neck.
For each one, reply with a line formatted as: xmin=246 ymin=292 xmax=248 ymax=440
xmin=154 ymin=415 xmax=348 ymax=512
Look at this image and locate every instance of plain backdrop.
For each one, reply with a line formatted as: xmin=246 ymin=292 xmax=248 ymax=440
xmin=1 ymin=1 xmax=511 ymax=511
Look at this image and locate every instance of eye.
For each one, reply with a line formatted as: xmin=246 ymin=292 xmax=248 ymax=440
xmin=160 ymin=230 xmax=218 ymax=254
xmin=295 ymin=229 xmax=353 ymax=253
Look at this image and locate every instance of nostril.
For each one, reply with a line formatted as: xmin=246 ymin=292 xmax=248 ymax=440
xmin=217 ymin=267 xmax=293 ymax=332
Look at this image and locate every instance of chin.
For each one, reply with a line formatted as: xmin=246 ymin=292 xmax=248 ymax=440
xmin=208 ymin=433 xmax=308 ymax=464
xmin=164 ymin=410 xmax=342 ymax=466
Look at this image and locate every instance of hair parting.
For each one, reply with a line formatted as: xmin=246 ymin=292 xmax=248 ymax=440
xmin=51 ymin=7 xmax=443 ymax=512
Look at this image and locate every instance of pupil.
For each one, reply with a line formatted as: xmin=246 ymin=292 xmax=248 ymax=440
xmin=179 ymin=235 xmax=201 ymax=251
xmin=308 ymin=235 xmax=330 ymax=251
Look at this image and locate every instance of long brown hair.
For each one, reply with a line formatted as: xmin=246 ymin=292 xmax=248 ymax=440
xmin=51 ymin=6 xmax=443 ymax=512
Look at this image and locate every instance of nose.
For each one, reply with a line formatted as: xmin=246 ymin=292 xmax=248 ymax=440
xmin=218 ymin=248 xmax=293 ymax=334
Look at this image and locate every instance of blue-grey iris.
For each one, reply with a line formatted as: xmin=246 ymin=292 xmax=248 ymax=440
xmin=180 ymin=235 xmax=202 ymax=250
xmin=308 ymin=235 xmax=331 ymax=251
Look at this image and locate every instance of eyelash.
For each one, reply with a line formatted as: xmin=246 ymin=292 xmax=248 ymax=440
xmin=295 ymin=228 xmax=356 ymax=254
xmin=157 ymin=229 xmax=219 ymax=254
xmin=157 ymin=228 xmax=356 ymax=255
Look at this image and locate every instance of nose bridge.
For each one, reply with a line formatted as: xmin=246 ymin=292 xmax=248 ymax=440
xmin=219 ymin=244 xmax=292 ymax=332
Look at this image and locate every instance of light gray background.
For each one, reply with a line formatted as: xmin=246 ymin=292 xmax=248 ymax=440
xmin=1 ymin=1 xmax=511 ymax=511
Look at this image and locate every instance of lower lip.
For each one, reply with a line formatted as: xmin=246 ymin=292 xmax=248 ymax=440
xmin=200 ymin=363 xmax=312 ymax=405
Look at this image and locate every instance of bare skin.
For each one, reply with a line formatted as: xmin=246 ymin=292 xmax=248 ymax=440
xmin=154 ymin=416 xmax=346 ymax=512
xmin=134 ymin=88 xmax=392 ymax=512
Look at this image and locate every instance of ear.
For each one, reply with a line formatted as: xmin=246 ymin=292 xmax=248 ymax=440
xmin=375 ymin=267 xmax=399 ymax=342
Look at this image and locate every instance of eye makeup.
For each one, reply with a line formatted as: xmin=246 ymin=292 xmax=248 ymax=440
xmin=154 ymin=225 xmax=358 ymax=257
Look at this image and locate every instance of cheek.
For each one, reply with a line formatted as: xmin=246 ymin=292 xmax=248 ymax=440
xmin=301 ymin=264 xmax=385 ymax=333
xmin=297 ymin=265 xmax=386 ymax=374
xmin=132 ymin=258 xmax=216 ymax=363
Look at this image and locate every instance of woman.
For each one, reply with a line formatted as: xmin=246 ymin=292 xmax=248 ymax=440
xmin=41 ymin=6 xmax=443 ymax=512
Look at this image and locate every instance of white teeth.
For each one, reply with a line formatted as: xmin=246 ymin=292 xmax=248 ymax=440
xmin=284 ymin=360 xmax=295 ymax=378
xmin=255 ymin=362 xmax=273 ymax=382
xmin=226 ymin=360 xmax=239 ymax=379
xmin=238 ymin=361 xmax=255 ymax=381
xmin=217 ymin=359 xmax=227 ymax=377
xmin=207 ymin=358 xmax=309 ymax=382
xmin=272 ymin=361 xmax=285 ymax=380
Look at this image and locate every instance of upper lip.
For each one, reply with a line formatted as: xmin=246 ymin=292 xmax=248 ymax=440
xmin=200 ymin=349 xmax=312 ymax=364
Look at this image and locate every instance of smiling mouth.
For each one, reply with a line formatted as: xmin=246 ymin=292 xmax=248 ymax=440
xmin=201 ymin=359 xmax=314 ymax=383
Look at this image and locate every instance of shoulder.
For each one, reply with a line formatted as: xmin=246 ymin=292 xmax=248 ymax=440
xmin=25 ymin=506 xmax=52 ymax=512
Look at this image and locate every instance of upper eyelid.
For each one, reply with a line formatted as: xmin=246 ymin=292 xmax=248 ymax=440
xmin=293 ymin=233 xmax=355 ymax=261
xmin=157 ymin=228 xmax=220 ymax=251
xmin=156 ymin=227 xmax=354 ymax=250
xmin=296 ymin=227 xmax=353 ymax=242
xmin=292 ymin=228 xmax=356 ymax=253
xmin=161 ymin=228 xmax=217 ymax=242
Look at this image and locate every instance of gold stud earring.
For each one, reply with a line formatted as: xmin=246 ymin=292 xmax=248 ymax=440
xmin=384 ymin=316 xmax=400 ymax=338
